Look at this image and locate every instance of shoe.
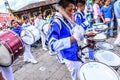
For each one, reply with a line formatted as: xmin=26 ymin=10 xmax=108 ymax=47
xmin=30 ymin=60 xmax=38 ymax=64
xmin=43 ymin=48 xmax=48 ymax=51
xmin=23 ymin=60 xmax=31 ymax=63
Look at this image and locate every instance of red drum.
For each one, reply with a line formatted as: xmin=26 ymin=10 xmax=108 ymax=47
xmin=0 ymin=30 xmax=24 ymax=67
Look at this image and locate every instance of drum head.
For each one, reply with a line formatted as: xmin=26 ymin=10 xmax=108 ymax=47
xmin=42 ymin=23 xmax=50 ymax=35
xmin=93 ymin=33 xmax=106 ymax=41
xmin=95 ymin=42 xmax=114 ymax=50
xmin=0 ymin=44 xmax=12 ymax=66
xmin=95 ymin=50 xmax=120 ymax=66
xmin=93 ymin=23 xmax=104 ymax=26
xmin=78 ymin=62 xmax=119 ymax=80
xmin=20 ymin=29 xmax=34 ymax=44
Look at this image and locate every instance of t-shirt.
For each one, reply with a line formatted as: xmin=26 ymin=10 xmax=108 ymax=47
xmin=101 ymin=5 xmax=113 ymax=20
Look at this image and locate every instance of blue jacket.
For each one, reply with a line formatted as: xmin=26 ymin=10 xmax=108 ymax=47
xmin=47 ymin=13 xmax=79 ymax=61
xmin=12 ymin=26 xmax=23 ymax=36
xmin=74 ymin=11 xmax=88 ymax=31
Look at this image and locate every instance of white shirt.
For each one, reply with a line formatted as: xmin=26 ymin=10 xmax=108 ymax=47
xmin=34 ymin=18 xmax=46 ymax=31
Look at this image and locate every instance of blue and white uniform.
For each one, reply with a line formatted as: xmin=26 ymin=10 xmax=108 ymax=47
xmin=12 ymin=26 xmax=22 ymax=36
xmin=74 ymin=10 xmax=94 ymax=60
xmin=48 ymin=12 xmax=83 ymax=80
xmin=21 ymin=23 xmax=37 ymax=63
xmin=0 ymin=67 xmax=14 ymax=80
xmin=34 ymin=18 xmax=47 ymax=50
xmin=74 ymin=10 xmax=88 ymax=31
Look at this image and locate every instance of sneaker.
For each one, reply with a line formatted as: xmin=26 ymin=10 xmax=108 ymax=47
xmin=43 ymin=48 xmax=48 ymax=51
xmin=30 ymin=60 xmax=38 ymax=64
xmin=23 ymin=60 xmax=31 ymax=63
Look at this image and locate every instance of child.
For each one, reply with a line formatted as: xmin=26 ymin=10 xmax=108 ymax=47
xmin=93 ymin=0 xmax=101 ymax=23
xmin=101 ymin=0 xmax=114 ymax=38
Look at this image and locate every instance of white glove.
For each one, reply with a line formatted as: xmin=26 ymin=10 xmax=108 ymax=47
xmin=72 ymin=24 xmax=85 ymax=41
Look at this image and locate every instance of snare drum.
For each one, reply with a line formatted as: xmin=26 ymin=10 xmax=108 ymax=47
xmin=93 ymin=23 xmax=108 ymax=32
xmin=93 ymin=33 xmax=106 ymax=41
xmin=78 ymin=62 xmax=120 ymax=80
xmin=42 ymin=23 xmax=51 ymax=36
xmin=20 ymin=25 xmax=40 ymax=45
xmin=0 ymin=30 xmax=24 ymax=67
xmin=95 ymin=50 xmax=120 ymax=67
xmin=95 ymin=42 xmax=114 ymax=50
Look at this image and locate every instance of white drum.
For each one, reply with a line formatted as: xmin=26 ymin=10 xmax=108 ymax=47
xmin=42 ymin=23 xmax=51 ymax=36
xmin=20 ymin=25 xmax=40 ymax=45
xmin=95 ymin=50 xmax=120 ymax=67
xmin=78 ymin=62 xmax=120 ymax=80
xmin=93 ymin=23 xmax=108 ymax=32
xmin=93 ymin=33 xmax=106 ymax=41
xmin=95 ymin=41 xmax=114 ymax=50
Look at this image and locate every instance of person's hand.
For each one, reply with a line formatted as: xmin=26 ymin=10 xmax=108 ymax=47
xmin=85 ymin=32 xmax=96 ymax=37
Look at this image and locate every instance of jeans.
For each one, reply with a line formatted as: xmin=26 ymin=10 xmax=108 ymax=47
xmin=106 ymin=20 xmax=114 ymax=37
xmin=95 ymin=18 xmax=101 ymax=23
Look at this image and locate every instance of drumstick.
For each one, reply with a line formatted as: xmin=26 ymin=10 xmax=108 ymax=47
xmin=82 ymin=72 xmax=87 ymax=80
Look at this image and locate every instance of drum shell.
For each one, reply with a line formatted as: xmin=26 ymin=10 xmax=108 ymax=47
xmin=20 ymin=26 xmax=40 ymax=45
xmin=0 ymin=30 xmax=24 ymax=66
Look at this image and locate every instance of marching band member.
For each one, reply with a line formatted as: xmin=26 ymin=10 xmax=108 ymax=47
xmin=0 ymin=23 xmax=14 ymax=80
xmin=74 ymin=0 xmax=89 ymax=31
xmin=74 ymin=1 xmax=90 ymax=61
xmin=0 ymin=67 xmax=14 ymax=80
xmin=11 ymin=19 xmax=37 ymax=64
xmin=47 ymin=0 xmax=95 ymax=80
xmin=21 ymin=17 xmax=38 ymax=64
xmin=34 ymin=12 xmax=48 ymax=51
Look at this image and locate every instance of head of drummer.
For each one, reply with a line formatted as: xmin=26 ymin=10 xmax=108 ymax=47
xmin=76 ymin=0 xmax=86 ymax=12
xmin=23 ymin=16 xmax=30 ymax=24
xmin=35 ymin=12 xmax=43 ymax=19
xmin=11 ymin=20 xmax=20 ymax=28
xmin=58 ymin=0 xmax=75 ymax=17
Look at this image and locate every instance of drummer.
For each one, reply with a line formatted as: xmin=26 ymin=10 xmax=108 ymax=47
xmin=11 ymin=19 xmax=38 ymax=64
xmin=0 ymin=22 xmax=14 ymax=80
xmin=47 ymin=0 xmax=95 ymax=80
xmin=0 ymin=67 xmax=14 ymax=80
xmin=34 ymin=12 xmax=48 ymax=51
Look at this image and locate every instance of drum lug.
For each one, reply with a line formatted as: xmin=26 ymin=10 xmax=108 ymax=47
xmin=15 ymin=50 xmax=18 ymax=53
xmin=19 ymin=47 xmax=23 ymax=49
xmin=6 ymin=39 xmax=10 ymax=41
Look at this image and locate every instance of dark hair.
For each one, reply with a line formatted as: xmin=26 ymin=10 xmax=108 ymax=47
xmin=35 ymin=12 xmax=41 ymax=17
xmin=23 ymin=16 xmax=29 ymax=21
xmin=77 ymin=0 xmax=86 ymax=7
xmin=58 ymin=0 xmax=75 ymax=8
xmin=11 ymin=19 xmax=15 ymax=25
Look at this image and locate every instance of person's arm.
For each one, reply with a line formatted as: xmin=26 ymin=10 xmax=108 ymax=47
xmin=0 ymin=71 xmax=5 ymax=80
xmin=100 ymin=8 xmax=105 ymax=23
xmin=48 ymin=22 xmax=72 ymax=52
xmin=112 ymin=5 xmax=114 ymax=20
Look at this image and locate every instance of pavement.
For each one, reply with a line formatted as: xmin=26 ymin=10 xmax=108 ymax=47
xmin=12 ymin=37 xmax=120 ymax=80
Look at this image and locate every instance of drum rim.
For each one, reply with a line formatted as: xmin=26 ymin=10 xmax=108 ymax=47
xmin=78 ymin=61 xmax=120 ymax=80
xmin=41 ymin=22 xmax=49 ymax=35
xmin=20 ymin=29 xmax=35 ymax=45
xmin=95 ymin=41 xmax=114 ymax=50
xmin=94 ymin=50 xmax=120 ymax=66
xmin=0 ymin=30 xmax=25 ymax=67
